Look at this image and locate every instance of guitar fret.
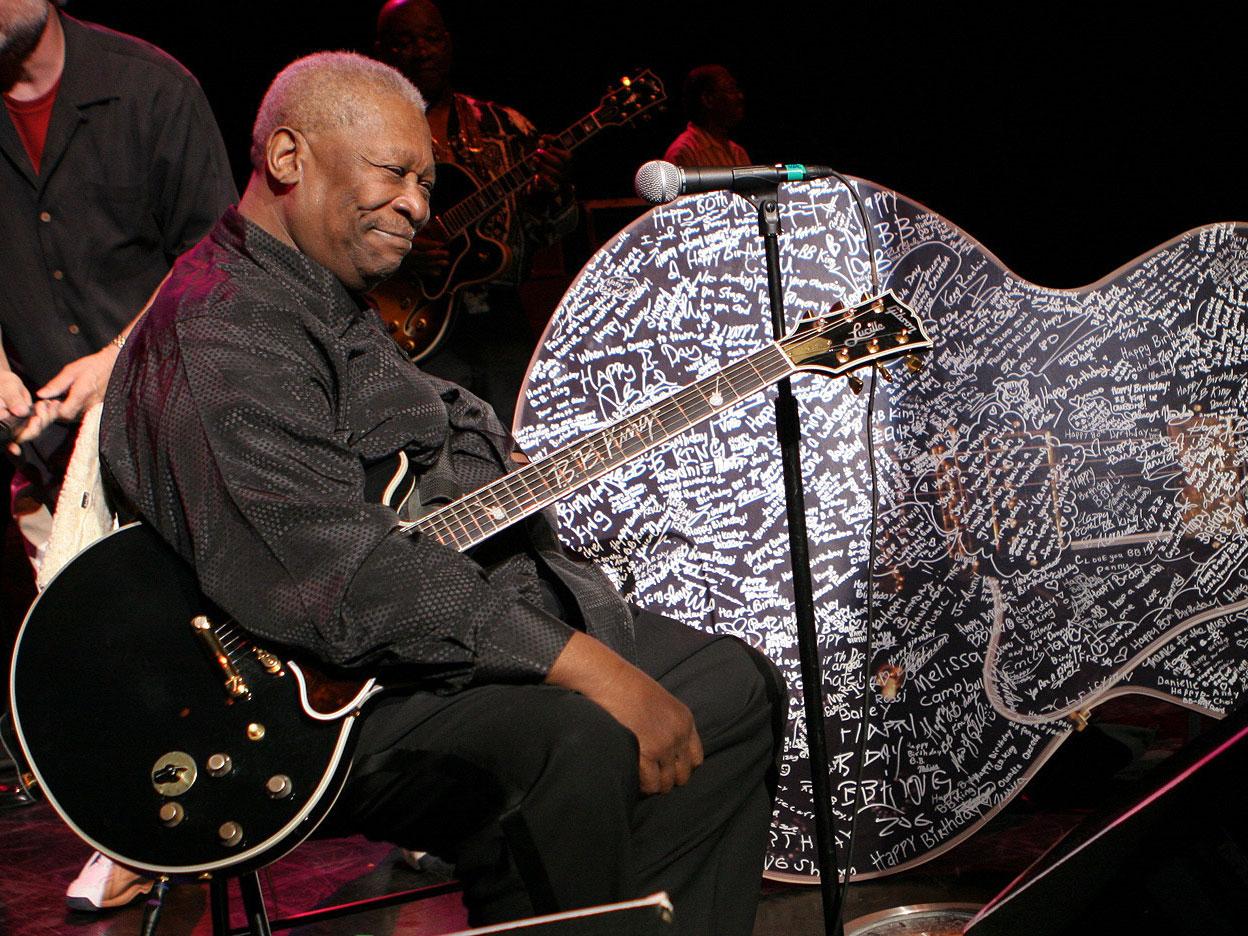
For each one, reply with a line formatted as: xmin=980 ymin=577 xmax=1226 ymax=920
xmin=440 ymin=501 xmax=480 ymax=550
xmin=449 ymin=511 xmax=478 ymax=550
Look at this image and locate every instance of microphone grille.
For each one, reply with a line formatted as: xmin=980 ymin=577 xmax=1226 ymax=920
xmin=634 ymin=160 xmax=682 ymax=204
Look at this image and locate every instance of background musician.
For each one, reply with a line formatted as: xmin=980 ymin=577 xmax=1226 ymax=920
xmin=375 ymin=0 xmax=575 ymax=426
xmin=662 ymin=64 xmax=748 ymax=168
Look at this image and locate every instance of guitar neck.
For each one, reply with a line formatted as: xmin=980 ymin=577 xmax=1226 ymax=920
xmin=438 ymin=115 xmax=602 ymax=238
xmin=404 ymin=343 xmax=796 ymax=551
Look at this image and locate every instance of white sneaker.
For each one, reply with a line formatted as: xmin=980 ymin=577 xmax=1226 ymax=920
xmin=398 ymin=848 xmax=454 ymax=877
xmin=399 ymin=847 xmax=428 ymax=870
xmin=65 ymin=851 xmax=154 ymax=911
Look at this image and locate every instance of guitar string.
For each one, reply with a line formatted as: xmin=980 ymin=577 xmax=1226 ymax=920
xmin=416 ymin=304 xmax=912 ymax=550
xmin=427 ymin=347 xmax=784 ymax=542
xmin=421 ymin=347 xmax=794 ymax=549
xmin=445 ymin=122 xmax=580 ymax=233
xmin=424 ymin=360 xmax=769 ymax=547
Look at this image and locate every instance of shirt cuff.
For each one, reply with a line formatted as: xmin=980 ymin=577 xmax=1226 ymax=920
xmin=470 ymin=596 xmax=576 ymax=686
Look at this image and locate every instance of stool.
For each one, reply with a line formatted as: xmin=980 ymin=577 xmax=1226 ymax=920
xmin=207 ymin=868 xmax=461 ymax=936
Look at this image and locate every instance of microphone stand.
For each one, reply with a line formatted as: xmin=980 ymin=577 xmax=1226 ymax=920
xmin=737 ymin=184 xmax=847 ymax=936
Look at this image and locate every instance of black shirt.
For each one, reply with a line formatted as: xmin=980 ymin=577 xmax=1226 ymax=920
xmin=101 ymin=208 xmax=635 ymax=690
xmin=0 ymin=13 xmax=236 ymax=403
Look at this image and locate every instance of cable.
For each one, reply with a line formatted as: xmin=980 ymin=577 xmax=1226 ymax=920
xmin=823 ymin=172 xmax=883 ymax=916
xmin=837 ymin=370 xmax=881 ymax=913
xmin=827 ymin=171 xmax=881 ymax=294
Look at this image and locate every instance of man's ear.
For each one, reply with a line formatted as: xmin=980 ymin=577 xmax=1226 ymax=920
xmin=265 ymin=127 xmax=304 ymax=187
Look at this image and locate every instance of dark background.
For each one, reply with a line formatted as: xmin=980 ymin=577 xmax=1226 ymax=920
xmin=68 ymin=0 xmax=1247 ymax=288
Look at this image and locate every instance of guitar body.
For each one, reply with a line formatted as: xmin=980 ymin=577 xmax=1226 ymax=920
xmin=369 ymin=161 xmax=513 ymax=361
xmin=8 ymin=523 xmax=378 ymax=876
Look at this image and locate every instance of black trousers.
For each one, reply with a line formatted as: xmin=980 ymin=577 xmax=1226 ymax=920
xmin=321 ymin=609 xmax=785 ymax=935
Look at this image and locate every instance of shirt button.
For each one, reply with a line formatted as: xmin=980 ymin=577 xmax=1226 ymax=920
xmin=39 ymin=211 xmax=52 ymax=222
xmin=52 ymin=270 xmax=64 ymax=280
xmin=68 ymin=324 xmax=80 ymax=335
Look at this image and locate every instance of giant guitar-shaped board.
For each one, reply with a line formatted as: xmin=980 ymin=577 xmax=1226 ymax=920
xmin=514 ymin=179 xmax=1248 ymax=880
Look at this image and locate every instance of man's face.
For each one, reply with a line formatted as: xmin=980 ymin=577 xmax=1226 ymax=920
xmin=376 ymin=0 xmax=452 ymax=101
xmin=287 ymin=93 xmax=436 ymax=292
xmin=704 ymin=68 xmax=745 ymax=129
xmin=0 ymin=0 xmax=49 ymax=63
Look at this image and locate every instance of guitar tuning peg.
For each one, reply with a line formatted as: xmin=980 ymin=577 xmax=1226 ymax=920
xmin=904 ymin=354 xmax=925 ymax=373
xmin=874 ymin=364 xmax=893 ymax=383
xmin=846 ymin=374 xmax=864 ymax=394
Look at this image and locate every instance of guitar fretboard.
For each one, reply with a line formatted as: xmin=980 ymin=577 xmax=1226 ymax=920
xmin=397 ymin=292 xmax=928 ymax=551
xmin=405 ymin=343 xmax=795 ymax=551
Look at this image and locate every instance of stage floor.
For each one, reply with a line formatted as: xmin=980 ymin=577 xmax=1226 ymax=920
xmin=0 ymin=692 xmax=1201 ymax=936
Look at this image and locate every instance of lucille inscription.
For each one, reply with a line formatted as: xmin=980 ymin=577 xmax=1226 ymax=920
xmin=515 ymin=179 xmax=1248 ymax=880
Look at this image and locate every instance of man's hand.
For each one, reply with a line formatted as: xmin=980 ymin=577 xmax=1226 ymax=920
xmin=404 ymin=232 xmax=452 ymax=278
xmin=527 ymin=136 xmax=571 ymax=203
xmin=0 ymin=369 xmax=39 ymax=456
xmin=35 ymin=344 xmax=120 ymax=426
xmin=546 ymin=631 xmax=704 ymax=795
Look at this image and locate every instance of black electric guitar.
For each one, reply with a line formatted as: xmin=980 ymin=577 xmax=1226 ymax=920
xmin=7 ymin=293 xmax=929 ymax=878
xmin=368 ymin=70 xmax=666 ymax=361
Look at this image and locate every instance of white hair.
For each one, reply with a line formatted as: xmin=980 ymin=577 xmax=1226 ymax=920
xmin=250 ymin=51 xmax=426 ymax=170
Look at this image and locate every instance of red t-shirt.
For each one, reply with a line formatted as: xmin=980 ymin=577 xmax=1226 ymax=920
xmin=4 ymin=77 xmax=61 ymax=174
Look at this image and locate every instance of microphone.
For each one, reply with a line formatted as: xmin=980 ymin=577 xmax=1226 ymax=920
xmin=634 ymin=159 xmax=836 ymax=204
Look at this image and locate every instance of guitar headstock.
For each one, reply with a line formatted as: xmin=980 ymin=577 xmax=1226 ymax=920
xmin=780 ymin=291 xmax=932 ymax=380
xmin=594 ymin=70 xmax=667 ymax=128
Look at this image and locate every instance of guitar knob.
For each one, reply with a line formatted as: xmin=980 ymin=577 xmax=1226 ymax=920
xmin=159 ymin=802 xmax=185 ymax=827
xmin=904 ymin=354 xmax=925 ymax=373
xmin=265 ymin=774 xmax=293 ymax=800
xmin=218 ymin=821 xmax=244 ymax=847
xmin=206 ymin=753 xmax=232 ymax=777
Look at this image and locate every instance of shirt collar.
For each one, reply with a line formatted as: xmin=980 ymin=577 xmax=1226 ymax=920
xmin=215 ymin=206 xmax=366 ymax=331
xmin=56 ymin=14 xmax=124 ymax=109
